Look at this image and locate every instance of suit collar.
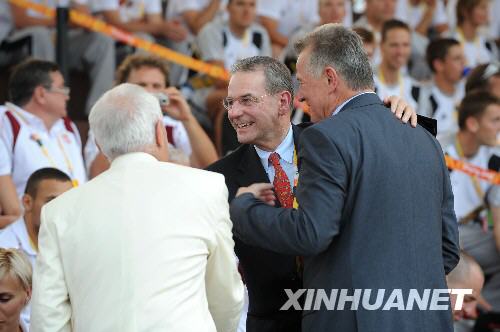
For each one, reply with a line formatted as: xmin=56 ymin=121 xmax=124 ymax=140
xmin=336 ymin=92 xmax=383 ymax=114
xmin=110 ymin=152 xmax=158 ymax=169
xmin=236 ymin=145 xmax=270 ymax=186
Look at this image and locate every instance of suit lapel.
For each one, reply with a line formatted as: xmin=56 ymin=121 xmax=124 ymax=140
xmin=292 ymin=123 xmax=311 ymax=171
xmin=337 ymin=92 xmax=384 ymax=114
xmin=236 ymin=145 xmax=270 ymax=188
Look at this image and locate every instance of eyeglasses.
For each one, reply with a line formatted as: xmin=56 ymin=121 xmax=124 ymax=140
xmin=222 ymin=94 xmax=269 ymax=111
xmin=44 ymin=86 xmax=71 ymax=97
xmin=482 ymin=61 xmax=500 ymax=81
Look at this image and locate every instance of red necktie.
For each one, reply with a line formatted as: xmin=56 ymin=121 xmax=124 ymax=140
xmin=269 ymin=152 xmax=293 ymax=208
xmin=269 ymin=152 xmax=303 ymax=274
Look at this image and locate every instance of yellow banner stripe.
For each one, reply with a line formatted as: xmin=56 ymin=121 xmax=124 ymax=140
xmin=8 ymin=0 xmax=230 ymax=81
xmin=445 ymin=155 xmax=500 ymax=185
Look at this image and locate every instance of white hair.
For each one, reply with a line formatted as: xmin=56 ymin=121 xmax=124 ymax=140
xmin=89 ymin=83 xmax=162 ymax=160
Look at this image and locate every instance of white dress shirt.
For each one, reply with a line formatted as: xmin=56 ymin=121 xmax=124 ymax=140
xmin=254 ymin=125 xmax=296 ymax=187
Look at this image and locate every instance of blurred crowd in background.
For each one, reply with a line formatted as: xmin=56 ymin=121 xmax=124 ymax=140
xmin=0 ymin=0 xmax=500 ymax=331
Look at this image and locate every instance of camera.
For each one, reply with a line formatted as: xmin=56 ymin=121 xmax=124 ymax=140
xmin=154 ymin=92 xmax=169 ymax=106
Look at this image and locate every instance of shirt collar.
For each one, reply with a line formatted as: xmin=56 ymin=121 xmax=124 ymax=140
xmin=5 ymin=102 xmax=64 ymax=135
xmin=11 ymin=218 xmax=37 ymax=256
xmin=332 ymin=92 xmax=377 ymax=117
xmin=254 ymin=125 xmax=294 ymax=165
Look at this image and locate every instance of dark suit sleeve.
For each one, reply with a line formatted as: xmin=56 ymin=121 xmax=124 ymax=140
xmin=230 ymin=126 xmax=348 ymax=256
xmin=440 ymin=155 xmax=460 ymax=274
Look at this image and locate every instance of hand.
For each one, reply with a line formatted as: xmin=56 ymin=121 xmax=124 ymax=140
xmin=161 ymin=87 xmax=193 ymax=122
xmin=384 ymin=95 xmax=418 ymax=128
xmin=163 ymin=20 xmax=188 ymax=42
xmin=236 ymin=183 xmax=276 ymax=206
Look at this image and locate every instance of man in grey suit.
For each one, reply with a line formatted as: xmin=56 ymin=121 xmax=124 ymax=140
xmin=230 ymin=23 xmax=460 ymax=332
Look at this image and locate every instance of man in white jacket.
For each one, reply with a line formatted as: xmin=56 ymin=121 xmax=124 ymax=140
xmin=30 ymin=83 xmax=244 ymax=332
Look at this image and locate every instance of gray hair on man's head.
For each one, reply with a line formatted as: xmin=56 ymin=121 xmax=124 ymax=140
xmin=231 ymin=56 xmax=294 ymax=107
xmin=89 ymin=83 xmax=162 ymax=160
xmin=295 ymin=23 xmax=374 ymax=91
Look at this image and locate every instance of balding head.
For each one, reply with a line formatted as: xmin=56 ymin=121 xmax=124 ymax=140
xmin=447 ymin=251 xmax=484 ymax=321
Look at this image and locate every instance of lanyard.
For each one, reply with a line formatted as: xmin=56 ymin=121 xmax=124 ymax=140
xmin=28 ymin=235 xmax=38 ymax=252
xmin=378 ymin=69 xmax=404 ymax=99
xmin=6 ymin=104 xmax=79 ymax=187
xmin=455 ymin=136 xmax=484 ymax=199
xmin=456 ymin=27 xmax=482 ymax=67
xmin=292 ymin=146 xmax=299 ymax=208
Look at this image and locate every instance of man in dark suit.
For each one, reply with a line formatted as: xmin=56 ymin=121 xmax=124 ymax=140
xmin=229 ymin=24 xmax=460 ymax=332
xmin=207 ymin=55 xmax=420 ymax=332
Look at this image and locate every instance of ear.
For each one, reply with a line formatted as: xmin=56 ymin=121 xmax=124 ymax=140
xmin=25 ymin=288 xmax=32 ymax=305
xmin=22 ymin=194 xmax=33 ymax=213
xmin=433 ymin=59 xmax=444 ymax=73
xmin=466 ymin=116 xmax=480 ymax=133
xmin=33 ymin=85 xmax=47 ymax=105
xmin=277 ymin=91 xmax=292 ymax=116
xmin=155 ymin=119 xmax=167 ymax=147
xmin=324 ymin=66 xmax=338 ymax=91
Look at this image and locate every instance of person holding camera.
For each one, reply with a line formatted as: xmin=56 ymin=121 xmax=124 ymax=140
xmin=85 ymin=54 xmax=218 ymax=177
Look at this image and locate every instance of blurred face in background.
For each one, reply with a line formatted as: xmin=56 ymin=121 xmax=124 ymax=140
xmin=23 ymin=179 xmax=73 ymax=236
xmin=126 ymin=66 xmax=167 ymax=93
xmin=435 ymin=45 xmax=466 ymax=84
xmin=475 ymin=103 xmax=500 ymax=146
xmin=448 ymin=266 xmax=484 ymax=321
xmin=381 ymin=27 xmax=411 ymax=71
xmin=0 ymin=274 xmax=29 ymax=331
xmin=319 ymin=0 xmax=346 ymax=24
xmin=228 ymin=0 xmax=256 ymax=30
xmin=366 ymin=0 xmax=397 ymax=25
xmin=44 ymin=70 xmax=69 ymax=119
xmin=469 ymin=0 xmax=490 ymax=26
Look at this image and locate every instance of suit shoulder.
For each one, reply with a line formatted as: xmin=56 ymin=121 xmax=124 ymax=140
xmin=206 ymin=145 xmax=249 ymax=174
xmin=42 ymin=184 xmax=81 ymax=219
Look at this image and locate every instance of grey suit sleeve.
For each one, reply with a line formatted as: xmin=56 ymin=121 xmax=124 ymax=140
xmin=440 ymin=156 xmax=460 ymax=274
xmin=230 ymin=126 xmax=348 ymax=256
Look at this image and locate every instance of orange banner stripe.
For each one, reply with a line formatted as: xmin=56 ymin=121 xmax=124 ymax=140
xmin=8 ymin=0 xmax=230 ymax=81
xmin=445 ymin=155 xmax=500 ymax=185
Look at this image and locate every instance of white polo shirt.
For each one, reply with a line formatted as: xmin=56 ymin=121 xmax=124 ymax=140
xmin=449 ymin=29 xmax=495 ymax=68
xmin=0 ymin=218 xmax=36 ymax=266
xmin=429 ymin=83 xmax=464 ymax=141
xmin=0 ymin=218 xmax=36 ymax=330
xmin=445 ymin=142 xmax=500 ymax=220
xmin=373 ymin=72 xmax=419 ymax=111
xmin=0 ymin=103 xmax=86 ymax=196
xmin=395 ymin=0 xmax=447 ymax=30
xmin=257 ymin=0 xmax=319 ymax=38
